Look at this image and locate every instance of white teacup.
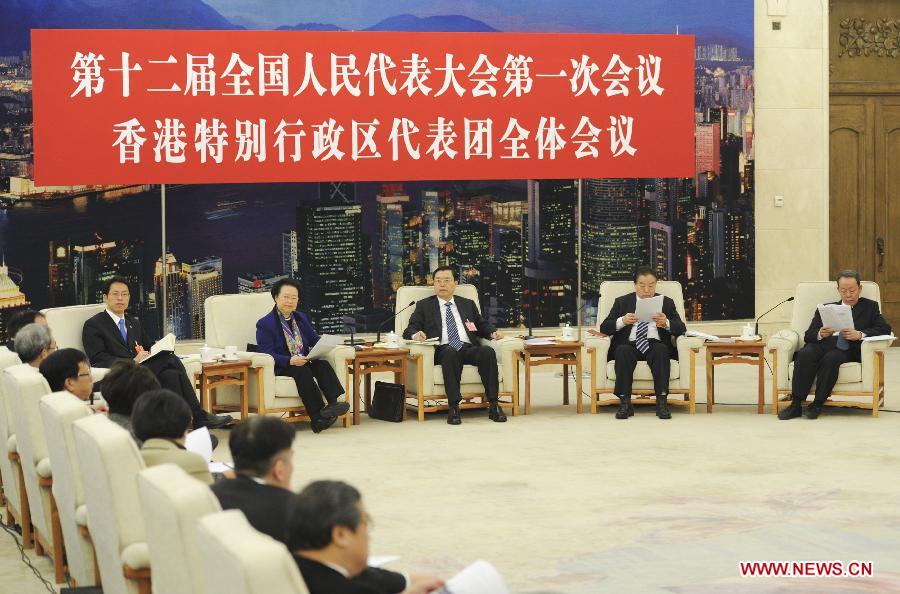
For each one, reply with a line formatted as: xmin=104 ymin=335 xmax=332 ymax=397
xmin=199 ymin=346 xmax=214 ymax=362
xmin=224 ymin=345 xmax=239 ymax=359
xmin=386 ymin=331 xmax=399 ymax=348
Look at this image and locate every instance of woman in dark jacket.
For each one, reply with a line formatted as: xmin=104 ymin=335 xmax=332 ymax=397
xmin=255 ymin=279 xmax=349 ymax=433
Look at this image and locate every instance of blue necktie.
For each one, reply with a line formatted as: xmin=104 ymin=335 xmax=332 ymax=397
xmin=836 ymin=332 xmax=849 ymax=351
xmin=635 ymin=321 xmax=650 ymax=354
xmin=118 ymin=318 xmax=127 ymax=343
xmin=445 ymin=302 xmax=464 ymax=351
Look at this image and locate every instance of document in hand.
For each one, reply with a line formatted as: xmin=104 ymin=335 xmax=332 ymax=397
xmin=305 ymin=334 xmax=345 ymax=360
xmin=438 ymin=560 xmax=508 ymax=594
xmin=141 ymin=333 xmax=176 ymax=364
xmin=634 ymin=295 xmax=664 ymax=323
xmin=184 ymin=426 xmax=213 ymax=462
xmin=817 ymin=304 xmax=854 ymax=331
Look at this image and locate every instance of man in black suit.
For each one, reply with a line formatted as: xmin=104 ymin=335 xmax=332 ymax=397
xmin=288 ymin=480 xmax=444 ymax=594
xmin=779 ymin=269 xmax=891 ymax=420
xmin=402 ymin=265 xmax=506 ymax=425
xmin=599 ymin=266 xmax=686 ymax=420
xmin=214 ymin=417 xmax=438 ymax=594
xmin=81 ymin=276 xmax=231 ymax=429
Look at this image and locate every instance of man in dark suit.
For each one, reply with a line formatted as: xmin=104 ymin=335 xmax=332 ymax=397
xmin=402 ymin=265 xmax=506 ymax=425
xmin=214 ymin=417 xmax=436 ymax=594
xmin=288 ymin=480 xmax=444 ymax=594
xmin=780 ymin=269 xmax=891 ymax=420
xmin=599 ymin=266 xmax=686 ymax=420
xmin=82 ymin=276 xmax=231 ymax=429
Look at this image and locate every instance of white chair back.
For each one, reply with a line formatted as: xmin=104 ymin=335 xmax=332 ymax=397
xmin=3 ymin=364 xmax=53 ymax=541
xmin=40 ymin=391 xmax=96 ymax=586
xmin=73 ymin=414 xmax=146 ymax=594
xmin=205 ymin=293 xmax=276 ymax=348
xmin=137 ymin=464 xmax=222 ymax=594
xmin=0 ymin=348 xmax=23 ymax=515
xmin=196 ymin=510 xmax=310 ymax=594
xmin=41 ymin=304 xmax=106 ymax=351
xmin=789 ymin=281 xmax=881 ymax=343
xmin=395 ymin=284 xmax=480 ymax=335
xmin=597 ymin=281 xmax=687 ymax=327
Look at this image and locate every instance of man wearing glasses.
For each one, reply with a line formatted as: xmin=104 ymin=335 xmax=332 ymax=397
xmin=82 ymin=276 xmax=232 ymax=429
xmin=779 ymin=269 xmax=891 ymax=420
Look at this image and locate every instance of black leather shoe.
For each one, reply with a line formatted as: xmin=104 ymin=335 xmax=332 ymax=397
xmin=447 ymin=406 xmax=462 ymax=425
xmin=615 ymin=396 xmax=632 ymax=419
xmin=194 ymin=411 xmax=234 ymax=430
xmin=320 ymin=401 xmax=350 ymax=419
xmin=488 ymin=402 xmax=507 ymax=422
xmin=804 ymin=403 xmax=822 ymax=419
xmin=312 ymin=416 xmax=337 ymax=433
xmin=778 ymin=400 xmax=803 ymax=420
xmin=656 ymin=396 xmax=671 ymax=420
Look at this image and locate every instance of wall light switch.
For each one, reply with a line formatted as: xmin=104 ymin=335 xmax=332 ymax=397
xmin=774 ymin=195 xmax=785 ymax=207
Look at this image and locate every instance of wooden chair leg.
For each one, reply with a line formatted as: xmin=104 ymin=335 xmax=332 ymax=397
xmin=34 ymin=529 xmax=44 ymax=556
xmin=124 ymin=567 xmax=151 ymax=594
xmin=50 ymin=491 xmax=66 ymax=583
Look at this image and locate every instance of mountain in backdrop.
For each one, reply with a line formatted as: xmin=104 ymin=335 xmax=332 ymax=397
xmin=0 ymin=0 xmax=239 ymax=54
xmin=276 ymin=14 xmax=498 ymax=33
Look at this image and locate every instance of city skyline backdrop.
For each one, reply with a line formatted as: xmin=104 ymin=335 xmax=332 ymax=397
xmin=0 ymin=0 xmax=754 ymax=342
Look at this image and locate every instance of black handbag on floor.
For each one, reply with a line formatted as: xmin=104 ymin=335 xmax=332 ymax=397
xmin=369 ymin=381 xmax=405 ymax=422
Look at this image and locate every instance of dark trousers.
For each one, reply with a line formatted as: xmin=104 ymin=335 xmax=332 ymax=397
xmin=143 ymin=353 xmax=204 ymax=417
xmin=613 ymin=341 xmax=671 ymax=398
xmin=791 ymin=342 xmax=856 ymax=405
xmin=435 ymin=343 xmax=498 ymax=407
xmin=279 ymin=360 xmax=345 ymax=421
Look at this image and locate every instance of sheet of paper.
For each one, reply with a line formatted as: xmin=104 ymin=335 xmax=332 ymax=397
xmin=306 ymin=334 xmax=345 ymax=360
xmin=441 ymin=560 xmax=508 ymax=594
xmin=141 ymin=333 xmax=176 ymax=364
xmin=685 ymin=329 xmax=719 ymax=341
xmin=817 ymin=303 xmax=854 ymax=331
xmin=185 ymin=427 xmax=213 ymax=462
xmin=524 ymin=338 xmax=555 ymax=346
xmin=634 ymin=295 xmax=664 ymax=323
xmin=368 ymin=555 xmax=400 ymax=567
xmin=862 ymin=334 xmax=895 ymax=342
xmin=406 ymin=337 xmax=439 ymax=345
xmin=208 ymin=462 xmax=231 ymax=473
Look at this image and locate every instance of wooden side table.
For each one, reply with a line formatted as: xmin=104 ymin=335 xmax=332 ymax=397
xmin=194 ymin=359 xmax=252 ymax=421
xmin=705 ymin=339 xmax=766 ymax=413
xmin=517 ymin=340 xmax=584 ymax=414
xmin=345 ymin=348 xmax=409 ymax=425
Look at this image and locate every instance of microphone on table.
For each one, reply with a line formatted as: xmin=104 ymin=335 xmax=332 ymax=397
xmin=376 ymin=301 xmax=416 ymax=343
xmin=755 ymin=296 xmax=794 ymax=337
xmin=344 ymin=318 xmax=365 ymax=347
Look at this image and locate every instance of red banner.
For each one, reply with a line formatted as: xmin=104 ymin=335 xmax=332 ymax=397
xmin=32 ymin=29 xmax=694 ymax=185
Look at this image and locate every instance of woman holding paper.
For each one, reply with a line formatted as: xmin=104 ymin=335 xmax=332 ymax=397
xmin=256 ymin=278 xmax=349 ymax=433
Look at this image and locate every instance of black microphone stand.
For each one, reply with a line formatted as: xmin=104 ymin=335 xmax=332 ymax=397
xmin=376 ymin=300 xmax=416 ymax=343
xmin=755 ymin=296 xmax=795 ymax=336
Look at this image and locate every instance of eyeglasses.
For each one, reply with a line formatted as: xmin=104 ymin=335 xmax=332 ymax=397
xmin=108 ymin=292 xmax=130 ymax=298
xmin=76 ymin=372 xmax=92 ymax=378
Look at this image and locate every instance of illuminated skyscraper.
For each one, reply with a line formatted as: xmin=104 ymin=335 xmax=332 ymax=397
xmin=238 ymin=272 xmax=286 ymax=294
xmin=296 ymin=204 xmax=366 ymax=333
xmin=155 ymin=252 xmax=191 ymax=338
xmin=183 ymin=256 xmax=223 ymax=339
xmin=375 ymin=186 xmax=409 ymax=308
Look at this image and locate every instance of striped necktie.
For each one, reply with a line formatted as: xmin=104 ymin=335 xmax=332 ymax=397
xmin=635 ymin=321 xmax=650 ymax=354
xmin=445 ymin=302 xmax=464 ymax=351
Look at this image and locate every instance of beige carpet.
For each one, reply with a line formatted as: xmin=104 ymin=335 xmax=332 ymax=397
xmin=3 ymin=351 xmax=900 ymax=593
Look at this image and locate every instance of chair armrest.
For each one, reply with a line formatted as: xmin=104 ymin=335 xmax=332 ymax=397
xmin=585 ymin=336 xmax=611 ymax=390
xmin=861 ymin=339 xmax=892 ymax=392
xmin=766 ymin=329 xmax=799 ymax=390
xmin=89 ymin=367 xmax=109 ymax=383
xmin=36 ymin=457 xmax=52 ymax=479
xmin=7 ymin=434 xmax=16 ymax=455
xmin=75 ymin=504 xmax=88 ymax=527
xmin=485 ymin=337 xmax=523 ymax=390
xmin=404 ymin=343 xmax=436 ymax=396
xmin=675 ymin=336 xmax=703 ymax=389
xmin=121 ymin=542 xmax=150 ymax=571
xmin=325 ymin=345 xmax=356 ymax=394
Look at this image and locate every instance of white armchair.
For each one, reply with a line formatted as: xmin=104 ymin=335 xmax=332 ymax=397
xmin=395 ymin=285 xmax=522 ymax=422
xmin=0 ymin=347 xmax=29 ymax=547
xmin=3 ymin=364 xmax=65 ymax=582
xmin=42 ymin=304 xmax=108 ymax=382
xmin=40 ymin=391 xmax=99 ymax=587
xmin=585 ymin=281 xmax=702 ymax=414
xmin=73 ymin=414 xmax=150 ymax=594
xmin=196 ymin=510 xmax=310 ymax=594
xmin=766 ymin=281 xmax=890 ymax=416
xmin=204 ymin=293 xmax=354 ymax=427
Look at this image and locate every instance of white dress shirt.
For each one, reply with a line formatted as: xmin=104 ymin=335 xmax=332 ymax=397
xmin=615 ymin=295 xmax=670 ymax=342
xmin=438 ymin=296 xmax=471 ymax=346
